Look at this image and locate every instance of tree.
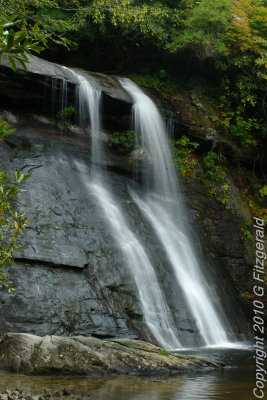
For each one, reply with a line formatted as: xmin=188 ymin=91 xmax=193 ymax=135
xmin=0 ymin=6 xmax=50 ymax=291
xmin=168 ymin=0 xmax=267 ymax=149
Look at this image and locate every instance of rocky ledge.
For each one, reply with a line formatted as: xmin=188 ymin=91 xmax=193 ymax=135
xmin=0 ymin=333 xmax=222 ymax=376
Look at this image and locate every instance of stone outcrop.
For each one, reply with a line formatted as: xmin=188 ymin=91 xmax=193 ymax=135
xmin=0 ymin=333 xmax=223 ymax=375
xmin=0 ymin=54 xmax=132 ymax=103
xmin=0 ymin=55 xmax=132 ymax=134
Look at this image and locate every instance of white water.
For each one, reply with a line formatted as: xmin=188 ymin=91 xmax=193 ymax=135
xmin=89 ymin=182 xmax=182 ymax=350
xmin=76 ymin=74 xmax=102 ymax=170
xmin=63 ymin=67 xmax=102 ymax=170
xmin=68 ymin=68 xmax=182 ymax=349
xmin=120 ymin=78 xmax=233 ymax=347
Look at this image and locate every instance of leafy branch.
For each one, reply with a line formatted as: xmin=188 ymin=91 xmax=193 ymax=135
xmin=0 ymin=122 xmax=32 ymax=292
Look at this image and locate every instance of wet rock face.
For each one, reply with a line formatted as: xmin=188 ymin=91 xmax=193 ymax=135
xmin=182 ymin=180 xmax=253 ymax=336
xmin=0 ymin=333 xmax=223 ymax=375
xmin=0 ymin=123 xmax=251 ymax=344
xmin=0 ymin=127 xmax=139 ymax=340
xmin=0 ymin=125 xmax=201 ymax=345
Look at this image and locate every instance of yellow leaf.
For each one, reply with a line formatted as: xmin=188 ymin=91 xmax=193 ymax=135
xmin=14 ymin=221 xmax=19 ymax=230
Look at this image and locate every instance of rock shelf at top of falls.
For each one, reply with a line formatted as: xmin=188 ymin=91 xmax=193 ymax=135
xmin=0 ymin=333 xmax=223 ymax=376
xmin=0 ymin=54 xmax=132 ymax=105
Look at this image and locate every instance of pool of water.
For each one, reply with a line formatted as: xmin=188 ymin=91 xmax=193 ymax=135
xmin=0 ymin=347 xmax=256 ymax=400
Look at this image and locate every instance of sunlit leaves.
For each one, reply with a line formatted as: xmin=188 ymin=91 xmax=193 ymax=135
xmin=0 ymin=121 xmax=15 ymax=139
xmin=0 ymin=0 xmax=74 ymax=51
xmin=77 ymin=0 xmax=182 ymax=45
xmin=0 ymin=14 xmax=50 ymax=70
xmin=0 ymin=122 xmax=31 ymax=291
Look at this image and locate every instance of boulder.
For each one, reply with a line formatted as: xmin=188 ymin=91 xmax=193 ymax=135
xmin=0 ymin=333 xmax=223 ymax=375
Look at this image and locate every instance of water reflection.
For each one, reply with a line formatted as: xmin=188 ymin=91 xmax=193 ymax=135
xmin=0 ymin=349 xmax=255 ymax=400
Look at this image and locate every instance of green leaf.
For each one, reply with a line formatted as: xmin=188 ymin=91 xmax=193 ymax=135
xmin=14 ymin=56 xmax=27 ymax=70
xmin=7 ymin=29 xmax=15 ymax=48
xmin=8 ymin=55 xmax=17 ymax=72
xmin=20 ymin=172 xmax=32 ymax=183
xmin=0 ymin=128 xmax=15 ymax=138
xmin=13 ymin=170 xmax=20 ymax=181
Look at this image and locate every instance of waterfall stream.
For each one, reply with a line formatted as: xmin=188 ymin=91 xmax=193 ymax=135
xmin=89 ymin=182 xmax=182 ymax=350
xmin=66 ymin=68 xmax=182 ymax=350
xmin=57 ymin=69 xmax=236 ymax=349
xmin=120 ymin=78 xmax=234 ymax=347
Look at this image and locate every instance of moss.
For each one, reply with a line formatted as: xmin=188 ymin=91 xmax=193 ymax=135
xmin=157 ymin=350 xmax=171 ymax=356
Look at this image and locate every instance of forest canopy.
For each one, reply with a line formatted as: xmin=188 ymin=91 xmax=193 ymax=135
xmin=0 ymin=0 xmax=266 ymax=289
xmin=0 ymin=0 xmax=266 ymax=150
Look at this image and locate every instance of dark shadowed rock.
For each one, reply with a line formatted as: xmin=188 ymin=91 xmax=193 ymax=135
xmin=0 ymin=55 xmax=132 ymax=104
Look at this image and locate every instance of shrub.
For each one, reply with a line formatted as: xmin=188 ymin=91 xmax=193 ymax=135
xmin=109 ymin=130 xmax=137 ymax=154
xmin=173 ymin=135 xmax=199 ymax=177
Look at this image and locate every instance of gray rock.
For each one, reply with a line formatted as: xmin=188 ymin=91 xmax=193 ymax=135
xmin=0 ymin=333 xmax=223 ymax=376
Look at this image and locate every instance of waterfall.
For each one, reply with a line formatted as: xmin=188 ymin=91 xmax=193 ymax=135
xmin=65 ymin=68 xmax=182 ymax=350
xmin=89 ymin=182 xmax=182 ymax=350
xmin=120 ymin=78 xmax=234 ymax=347
xmin=63 ymin=68 xmax=103 ymax=171
xmin=76 ymin=74 xmax=102 ymax=171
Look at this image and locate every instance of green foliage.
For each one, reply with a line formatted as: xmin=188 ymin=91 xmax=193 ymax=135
xmin=0 ymin=11 xmax=40 ymax=291
xmin=56 ymin=105 xmax=75 ymax=122
xmin=158 ymin=349 xmax=171 ymax=356
xmin=169 ymin=0 xmax=267 ymax=150
xmin=0 ymin=0 xmax=74 ymax=51
xmin=168 ymin=0 xmax=231 ymax=58
xmin=0 ymin=14 xmax=49 ymax=71
xmin=130 ymin=70 xmax=179 ymax=99
xmin=0 ymin=121 xmax=15 ymax=138
xmin=230 ymin=115 xmax=259 ymax=148
xmin=241 ymin=229 xmax=252 ymax=241
xmin=259 ymin=186 xmax=267 ymax=197
xmin=206 ymin=75 xmax=264 ymax=149
xmin=1 ymin=0 xmax=264 ymax=157
xmin=201 ymin=152 xmax=226 ymax=181
xmin=76 ymin=0 xmax=181 ymax=46
xmin=235 ymin=173 xmax=267 ymax=224
xmin=199 ymin=151 xmax=230 ymax=206
xmin=0 ymin=122 xmax=31 ymax=292
xmin=173 ymin=135 xmax=199 ymax=177
xmin=109 ymin=130 xmax=137 ymax=154
xmin=247 ymin=175 xmax=263 ymax=191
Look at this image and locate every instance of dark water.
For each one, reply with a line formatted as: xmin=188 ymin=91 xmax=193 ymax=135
xmin=0 ymin=348 xmax=257 ymax=400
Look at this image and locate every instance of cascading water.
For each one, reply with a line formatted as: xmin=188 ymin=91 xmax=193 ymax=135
xmin=63 ymin=67 xmax=103 ymax=172
xmin=89 ymin=182 xmax=182 ymax=350
xmin=65 ymin=68 xmax=182 ymax=350
xmin=76 ymin=74 xmax=102 ymax=171
xmin=120 ymin=78 xmax=234 ymax=347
